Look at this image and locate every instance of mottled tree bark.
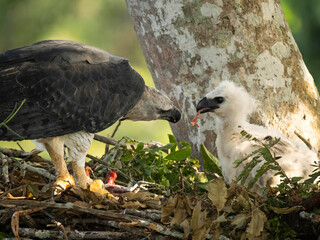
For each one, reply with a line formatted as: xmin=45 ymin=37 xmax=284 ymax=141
xmin=126 ymin=0 xmax=320 ymax=165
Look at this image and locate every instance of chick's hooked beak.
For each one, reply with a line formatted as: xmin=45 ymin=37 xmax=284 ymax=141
xmin=196 ymin=97 xmax=219 ymax=113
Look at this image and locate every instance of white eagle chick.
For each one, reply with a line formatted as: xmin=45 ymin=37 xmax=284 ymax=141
xmin=196 ymin=81 xmax=317 ymax=193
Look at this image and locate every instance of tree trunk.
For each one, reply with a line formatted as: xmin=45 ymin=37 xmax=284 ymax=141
xmin=126 ymin=0 xmax=320 ymax=165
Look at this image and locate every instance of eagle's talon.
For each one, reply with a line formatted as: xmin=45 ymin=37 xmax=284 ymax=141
xmin=54 ymin=175 xmax=75 ymax=193
xmin=89 ymin=179 xmax=118 ymax=201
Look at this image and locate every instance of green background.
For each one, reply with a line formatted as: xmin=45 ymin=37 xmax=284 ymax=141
xmin=0 ymin=0 xmax=319 ymax=157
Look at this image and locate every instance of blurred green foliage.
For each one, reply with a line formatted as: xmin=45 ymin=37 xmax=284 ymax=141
xmin=0 ymin=0 xmax=319 ymax=155
xmin=0 ymin=0 xmax=145 ymax=65
xmin=280 ymin=0 xmax=320 ymax=88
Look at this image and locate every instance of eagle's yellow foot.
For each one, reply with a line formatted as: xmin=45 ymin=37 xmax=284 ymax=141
xmin=71 ymin=163 xmax=117 ymax=201
xmin=89 ymin=179 xmax=118 ymax=201
xmin=54 ymin=174 xmax=75 ymax=192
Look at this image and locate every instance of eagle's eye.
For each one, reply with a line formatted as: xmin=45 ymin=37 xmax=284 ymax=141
xmin=214 ymin=97 xmax=224 ymax=104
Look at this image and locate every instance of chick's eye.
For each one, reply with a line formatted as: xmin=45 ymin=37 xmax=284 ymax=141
xmin=215 ymin=97 xmax=224 ymax=104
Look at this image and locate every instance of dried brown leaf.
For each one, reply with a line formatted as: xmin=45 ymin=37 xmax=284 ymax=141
xmin=123 ymin=191 xmax=162 ymax=201
xmin=312 ymin=214 xmax=320 ymax=224
xmin=210 ymin=221 xmax=223 ymax=240
xmin=191 ymin=200 xmax=202 ymax=231
xmin=227 ymin=182 xmax=250 ymax=199
xmin=191 ymin=200 xmax=206 ymax=231
xmin=124 ymin=192 xmax=163 ymax=210
xmin=71 ymin=186 xmax=87 ymax=200
xmin=73 ymin=201 xmax=91 ymax=208
xmin=191 ymin=202 xmax=208 ymax=240
xmin=231 ymin=213 xmax=248 ymax=229
xmin=215 ymin=214 xmax=227 ymax=223
xmin=39 ymin=184 xmax=52 ymax=198
xmin=207 ymin=179 xmax=227 ymax=212
xmin=182 ymin=194 xmax=193 ymax=215
xmin=181 ymin=218 xmax=191 ymax=238
xmin=94 ymin=204 xmax=111 ymax=210
xmin=172 ymin=195 xmax=188 ymax=226
xmin=231 ymin=193 xmax=252 ymax=213
xmin=121 ymin=201 xmax=147 ymax=209
xmin=246 ymin=208 xmax=267 ymax=239
xmin=270 ymin=205 xmax=304 ymax=214
xmin=192 ymin=226 xmax=207 ymax=240
xmin=161 ymin=195 xmax=178 ymax=223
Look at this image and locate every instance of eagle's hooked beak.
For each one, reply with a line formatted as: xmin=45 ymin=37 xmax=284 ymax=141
xmin=196 ymin=97 xmax=219 ymax=113
xmin=160 ymin=107 xmax=181 ymax=123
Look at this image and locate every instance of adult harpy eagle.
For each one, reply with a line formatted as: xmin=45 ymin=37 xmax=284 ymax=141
xmin=0 ymin=40 xmax=181 ymax=193
xmin=196 ymin=81 xmax=317 ymax=194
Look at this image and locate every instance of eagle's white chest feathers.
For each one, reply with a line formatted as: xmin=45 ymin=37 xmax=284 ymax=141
xmin=34 ymin=131 xmax=94 ymax=168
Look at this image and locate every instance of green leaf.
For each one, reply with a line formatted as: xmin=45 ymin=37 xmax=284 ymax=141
xmin=121 ymin=153 xmax=132 ymax=162
xmin=291 ymin=176 xmax=303 ymax=184
xmin=0 ymin=98 xmax=26 ymax=139
xmin=234 ymin=147 xmax=263 ymax=167
xmin=0 ymin=232 xmax=9 ymax=238
xmin=136 ymin=142 xmax=144 ymax=152
xmin=168 ymin=134 xmax=178 ymax=152
xmin=240 ymin=130 xmax=252 ymax=139
xmin=236 ymin=156 xmax=262 ymax=186
xmin=165 ymin=147 xmax=191 ymax=161
xmin=259 ymin=148 xmax=273 ymax=162
xmin=103 ymin=147 xmax=120 ymax=163
xmin=144 ymin=167 xmax=151 ymax=176
xmin=27 ymin=184 xmax=40 ymax=198
xmin=0 ymin=98 xmax=26 ymax=126
xmin=200 ymin=144 xmax=222 ymax=176
xmin=197 ymin=182 xmax=209 ymax=191
xmin=179 ymin=141 xmax=190 ymax=147
xmin=247 ymin=161 xmax=272 ymax=189
xmin=147 ymin=143 xmax=175 ymax=154
xmin=304 ymin=171 xmax=320 ymax=184
xmin=195 ymin=172 xmax=209 ymax=183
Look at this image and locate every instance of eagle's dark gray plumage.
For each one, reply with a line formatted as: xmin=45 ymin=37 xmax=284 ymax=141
xmin=0 ymin=40 xmax=147 ymax=140
xmin=0 ymin=40 xmax=181 ymax=193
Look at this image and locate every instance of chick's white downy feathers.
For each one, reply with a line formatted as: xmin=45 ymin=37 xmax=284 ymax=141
xmin=196 ymin=81 xmax=318 ymax=193
xmin=205 ymin=81 xmax=257 ymax=123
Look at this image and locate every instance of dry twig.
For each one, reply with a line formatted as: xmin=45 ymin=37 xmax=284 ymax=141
xmin=94 ymin=134 xmax=127 ymax=148
xmin=19 ymin=228 xmax=131 ymax=239
xmin=11 ymin=207 xmax=46 ymax=240
xmin=0 ymin=147 xmax=52 ymax=165
xmin=0 ymin=199 xmax=136 ymax=221
xmin=0 ymin=156 xmax=55 ymax=180
xmin=1 ymin=153 xmax=10 ymax=184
